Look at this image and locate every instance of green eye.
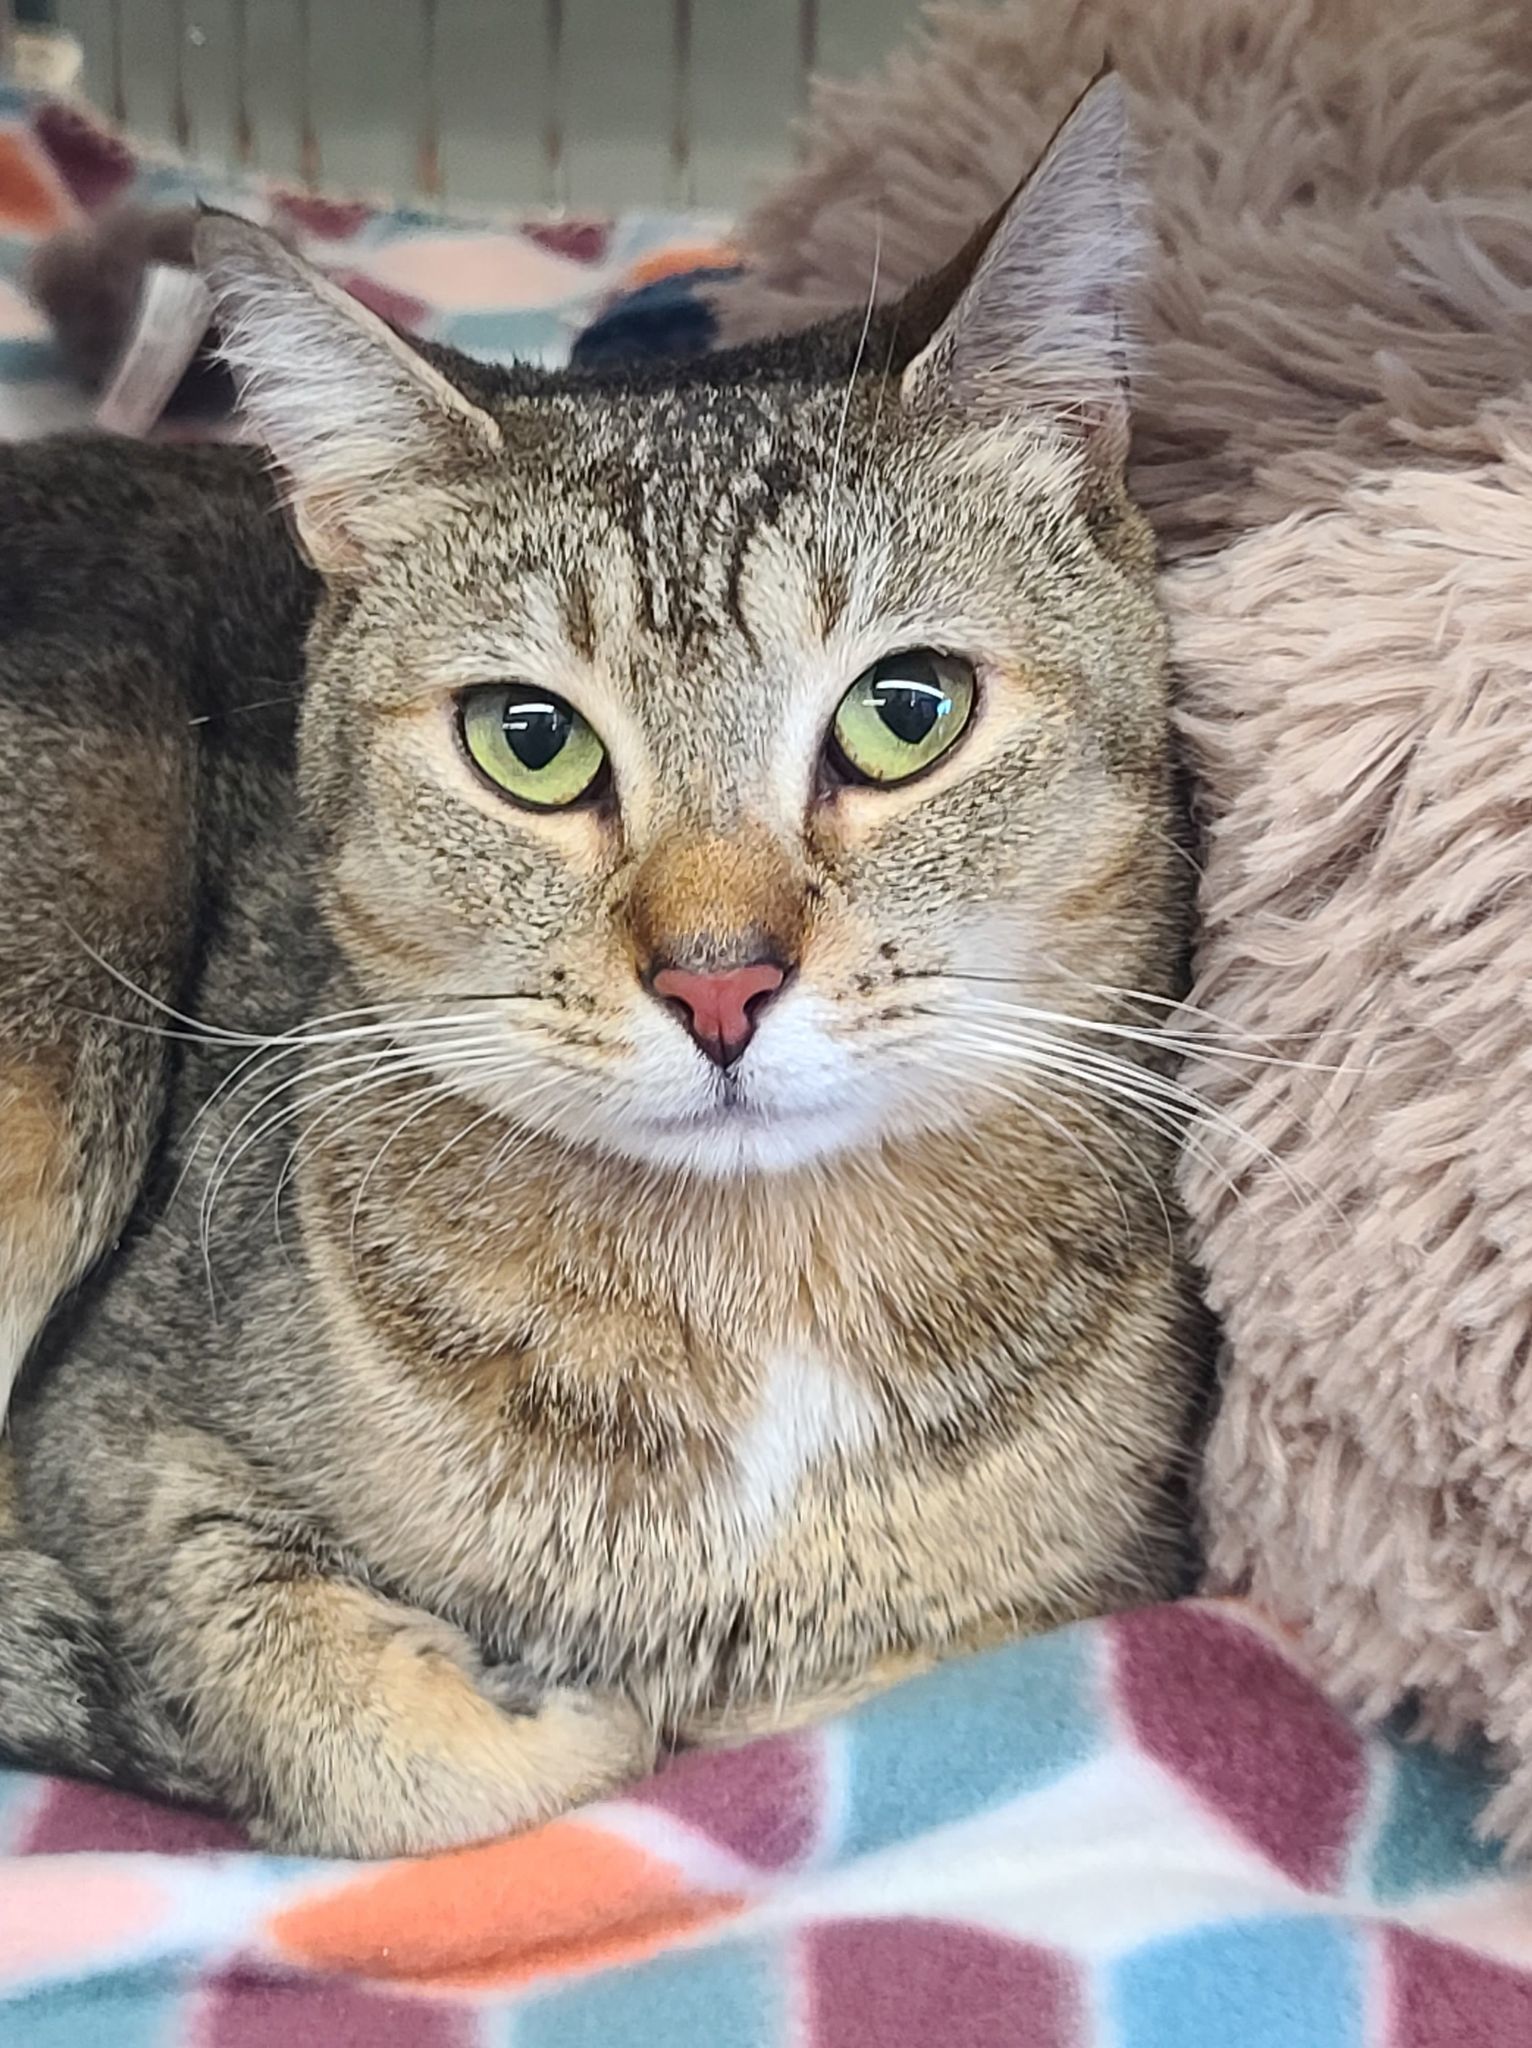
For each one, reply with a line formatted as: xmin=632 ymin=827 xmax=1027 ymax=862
xmin=829 ymin=650 xmax=977 ymax=786
xmin=459 ymin=685 xmax=607 ymax=809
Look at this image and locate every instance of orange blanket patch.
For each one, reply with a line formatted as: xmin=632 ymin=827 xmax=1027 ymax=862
xmin=269 ymin=1819 xmax=745 ymax=1992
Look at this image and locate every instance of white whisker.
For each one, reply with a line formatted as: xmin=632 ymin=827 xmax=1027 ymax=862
xmin=823 ymin=220 xmax=882 ymax=547
xmin=944 ymin=1012 xmax=1334 ymax=1225
xmin=960 ymin=1062 xmax=1147 ymax=1245
xmin=955 ymin=991 xmax=1359 ymax=1076
xmin=195 ymin=1037 xmax=520 ymax=1298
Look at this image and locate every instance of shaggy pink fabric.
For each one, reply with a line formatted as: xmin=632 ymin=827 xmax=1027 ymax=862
xmin=713 ymin=0 xmax=1532 ymax=1845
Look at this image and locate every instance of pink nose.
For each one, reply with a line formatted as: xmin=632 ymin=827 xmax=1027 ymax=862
xmin=650 ymin=960 xmax=786 ymax=1067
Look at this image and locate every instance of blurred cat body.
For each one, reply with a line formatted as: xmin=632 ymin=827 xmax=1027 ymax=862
xmin=0 ymin=82 xmax=1201 ymax=1855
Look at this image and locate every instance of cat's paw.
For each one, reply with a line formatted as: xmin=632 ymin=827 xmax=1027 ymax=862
xmin=474 ymin=1662 xmax=658 ymax=1794
xmin=514 ymin=1683 xmax=659 ymax=1796
xmin=228 ymin=1592 xmax=655 ymax=1858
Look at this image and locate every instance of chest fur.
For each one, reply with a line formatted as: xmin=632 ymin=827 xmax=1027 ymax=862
xmin=316 ymin=1300 xmax=896 ymax=1682
xmin=314 ymin=1257 xmax=903 ymax=1705
xmin=294 ymin=1128 xmax=1183 ymax=1718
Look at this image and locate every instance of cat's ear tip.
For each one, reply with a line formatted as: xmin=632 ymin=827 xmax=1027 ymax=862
xmin=897 ymin=57 xmax=1147 ymax=461
xmin=192 ymin=211 xmax=292 ymax=291
xmin=1070 ymin=68 xmax=1130 ymax=140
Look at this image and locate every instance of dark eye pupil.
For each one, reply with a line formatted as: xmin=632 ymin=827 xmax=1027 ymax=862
xmin=502 ymin=694 xmax=572 ymax=771
xmin=868 ymin=654 xmax=947 ymax=747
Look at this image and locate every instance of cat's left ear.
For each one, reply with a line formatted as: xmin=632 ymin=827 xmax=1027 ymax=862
xmin=195 ymin=212 xmax=502 ymax=575
xmin=899 ymin=75 xmax=1147 ymax=476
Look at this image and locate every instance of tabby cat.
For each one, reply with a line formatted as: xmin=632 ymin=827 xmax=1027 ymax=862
xmin=0 ymin=80 xmax=1201 ymax=1856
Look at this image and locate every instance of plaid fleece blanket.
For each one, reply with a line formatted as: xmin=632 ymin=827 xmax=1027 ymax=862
xmin=3 ymin=79 xmax=1532 ymax=2048
xmin=3 ymin=1602 xmax=1529 ymax=2045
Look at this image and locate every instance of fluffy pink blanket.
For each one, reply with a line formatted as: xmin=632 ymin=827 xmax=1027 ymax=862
xmin=706 ymin=0 xmax=1532 ymax=1851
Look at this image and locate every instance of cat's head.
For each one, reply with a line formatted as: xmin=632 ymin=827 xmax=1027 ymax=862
xmin=199 ymin=78 xmax=1176 ymax=1181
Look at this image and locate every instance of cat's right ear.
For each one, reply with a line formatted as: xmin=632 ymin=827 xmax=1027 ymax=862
xmin=195 ymin=213 xmax=502 ymax=575
xmin=896 ymin=75 xmax=1148 ymax=478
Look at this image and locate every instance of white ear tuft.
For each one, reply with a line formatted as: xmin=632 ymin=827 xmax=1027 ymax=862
xmin=195 ymin=213 xmax=501 ymax=573
xmin=901 ymin=76 xmax=1149 ymax=472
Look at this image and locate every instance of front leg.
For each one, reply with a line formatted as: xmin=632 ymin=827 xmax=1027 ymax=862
xmin=678 ymin=1650 xmax=938 ymax=1750
xmin=677 ymin=1611 xmax=1037 ymax=1751
xmin=148 ymin=1484 xmax=655 ymax=1857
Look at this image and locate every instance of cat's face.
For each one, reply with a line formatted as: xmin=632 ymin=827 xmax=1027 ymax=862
xmin=299 ymin=382 xmax=1168 ymax=1177
xmin=206 ymin=79 xmax=1175 ymax=1179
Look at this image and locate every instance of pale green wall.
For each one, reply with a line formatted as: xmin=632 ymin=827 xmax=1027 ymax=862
xmin=51 ymin=0 xmax=929 ymax=211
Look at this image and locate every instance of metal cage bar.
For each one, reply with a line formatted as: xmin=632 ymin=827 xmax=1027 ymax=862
xmin=11 ymin=0 xmax=914 ymax=211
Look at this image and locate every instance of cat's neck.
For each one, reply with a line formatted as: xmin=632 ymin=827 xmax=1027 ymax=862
xmin=301 ymin=1073 xmax=1162 ymax=1369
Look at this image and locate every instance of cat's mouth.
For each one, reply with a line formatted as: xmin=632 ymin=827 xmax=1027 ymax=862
xmin=543 ymin=998 xmax=888 ymax=1174
xmin=641 ymin=1094 xmax=804 ymax=1134
xmin=636 ymin=1074 xmax=845 ymax=1143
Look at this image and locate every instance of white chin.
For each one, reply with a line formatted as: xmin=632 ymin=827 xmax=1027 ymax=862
xmin=610 ymin=1100 xmax=874 ymax=1178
